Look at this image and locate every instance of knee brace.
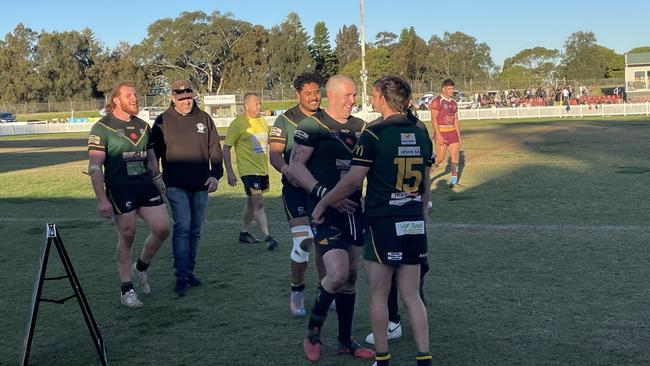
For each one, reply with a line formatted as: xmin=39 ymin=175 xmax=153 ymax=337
xmin=290 ymin=225 xmax=314 ymax=263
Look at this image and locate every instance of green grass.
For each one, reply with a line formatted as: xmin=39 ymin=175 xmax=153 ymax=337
xmin=2 ymin=117 xmax=650 ymax=365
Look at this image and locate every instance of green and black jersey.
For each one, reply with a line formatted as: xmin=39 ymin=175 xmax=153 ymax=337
xmin=351 ymin=114 xmax=434 ymax=217
xmin=270 ymin=106 xmax=319 ymax=185
xmin=293 ymin=109 xmax=366 ymax=205
xmin=88 ymin=114 xmax=154 ymax=187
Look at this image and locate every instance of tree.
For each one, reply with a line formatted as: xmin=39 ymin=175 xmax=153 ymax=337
xmin=428 ymin=31 xmax=494 ymax=83
xmin=390 ymin=27 xmax=428 ymax=82
xmin=35 ymin=29 xmax=99 ymax=101
xmin=498 ymin=65 xmax=535 ymax=89
xmin=560 ymin=31 xmax=619 ymax=80
xmin=501 ymin=47 xmax=559 ymax=84
xmin=135 ymin=11 xmax=251 ymax=94
xmin=334 ymin=25 xmax=360 ymax=70
xmin=628 ymin=46 xmax=650 ymax=54
xmin=0 ymin=23 xmax=42 ymax=103
xmin=86 ymin=42 xmax=149 ymax=97
xmin=373 ymin=31 xmax=398 ymax=49
xmin=341 ymin=47 xmax=392 ymax=85
xmin=310 ymin=21 xmax=338 ymax=82
xmin=220 ymin=25 xmax=270 ymax=92
xmin=267 ymin=12 xmax=312 ymax=88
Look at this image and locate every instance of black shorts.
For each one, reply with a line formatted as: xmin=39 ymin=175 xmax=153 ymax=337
xmin=241 ymin=175 xmax=269 ymax=196
xmin=107 ymin=183 xmax=165 ymax=215
xmin=364 ymin=215 xmax=428 ymax=267
xmin=282 ymin=183 xmax=309 ymax=220
xmin=313 ymin=212 xmax=364 ymax=255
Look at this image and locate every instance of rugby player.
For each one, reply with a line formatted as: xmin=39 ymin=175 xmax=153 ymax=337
xmin=430 ymin=79 xmax=461 ymax=187
xmin=312 ymin=76 xmax=433 ymax=366
xmin=269 ymin=73 xmax=327 ymax=317
xmin=288 ymin=75 xmax=374 ymax=362
xmin=87 ymin=81 xmax=170 ymax=308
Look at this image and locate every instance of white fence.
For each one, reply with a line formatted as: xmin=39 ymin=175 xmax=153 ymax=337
xmin=2 ymin=103 xmax=650 ymax=136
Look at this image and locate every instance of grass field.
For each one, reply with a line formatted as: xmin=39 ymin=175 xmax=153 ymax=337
xmin=1 ymin=116 xmax=650 ymax=365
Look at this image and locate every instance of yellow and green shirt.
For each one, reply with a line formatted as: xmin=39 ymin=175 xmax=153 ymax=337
xmin=224 ymin=114 xmax=269 ymax=176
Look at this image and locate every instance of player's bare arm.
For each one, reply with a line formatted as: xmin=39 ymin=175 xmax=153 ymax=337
xmin=88 ymin=150 xmax=112 ymax=218
xmin=430 ymin=109 xmax=445 ymax=145
xmin=287 ymin=143 xmax=317 ymax=192
xmin=269 ymin=142 xmax=288 ymax=174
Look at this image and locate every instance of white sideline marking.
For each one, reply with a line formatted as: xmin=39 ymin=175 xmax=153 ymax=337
xmin=1 ymin=217 xmax=648 ymax=232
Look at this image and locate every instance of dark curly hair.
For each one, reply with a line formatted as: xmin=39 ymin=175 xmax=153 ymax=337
xmin=293 ymin=73 xmax=322 ymax=91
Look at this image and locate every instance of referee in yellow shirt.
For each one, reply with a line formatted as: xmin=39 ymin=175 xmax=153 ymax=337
xmin=223 ymin=92 xmax=278 ymax=250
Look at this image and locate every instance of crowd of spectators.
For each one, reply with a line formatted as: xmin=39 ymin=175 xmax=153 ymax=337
xmin=469 ymin=85 xmax=622 ymax=109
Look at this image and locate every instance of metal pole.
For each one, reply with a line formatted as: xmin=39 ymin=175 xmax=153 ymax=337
xmin=360 ymin=0 xmax=368 ymax=111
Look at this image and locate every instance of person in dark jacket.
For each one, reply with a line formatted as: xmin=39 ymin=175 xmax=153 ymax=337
xmin=151 ymin=79 xmax=224 ymax=296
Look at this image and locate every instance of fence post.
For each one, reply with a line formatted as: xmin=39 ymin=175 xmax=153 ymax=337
xmin=623 ymin=102 xmax=626 ymax=116
xmin=579 ymin=104 xmax=583 ymax=118
xmin=497 ymin=107 xmax=500 ymax=120
xmin=602 ymin=104 xmax=605 ymax=117
xmin=647 ymin=102 xmax=649 ymax=116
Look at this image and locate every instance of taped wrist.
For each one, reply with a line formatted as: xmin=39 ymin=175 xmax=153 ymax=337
xmin=311 ymin=183 xmax=328 ymax=199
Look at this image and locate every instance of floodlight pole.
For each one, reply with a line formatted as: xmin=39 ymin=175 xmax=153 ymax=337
xmin=360 ymin=0 xmax=368 ymax=112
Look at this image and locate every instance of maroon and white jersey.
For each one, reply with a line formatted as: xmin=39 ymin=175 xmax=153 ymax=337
xmin=430 ymin=96 xmax=457 ymax=132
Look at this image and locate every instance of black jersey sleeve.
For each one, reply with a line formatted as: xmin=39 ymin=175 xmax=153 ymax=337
xmin=351 ymin=129 xmax=378 ymax=167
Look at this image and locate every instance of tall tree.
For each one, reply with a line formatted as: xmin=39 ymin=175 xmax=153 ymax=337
xmin=267 ymin=12 xmax=312 ymax=88
xmin=35 ymin=29 xmax=99 ymax=101
xmin=341 ymin=47 xmax=392 ymax=84
xmin=86 ymin=42 xmax=149 ymax=97
xmin=135 ymin=11 xmax=251 ymax=94
xmin=373 ymin=31 xmax=398 ymax=49
xmin=310 ymin=21 xmax=338 ymax=82
xmin=0 ymin=23 xmax=42 ymax=103
xmin=560 ymin=31 xmax=617 ymax=80
xmin=220 ymin=25 xmax=270 ymax=92
xmin=391 ymin=27 xmax=428 ymax=81
xmin=501 ymin=47 xmax=559 ymax=84
xmin=334 ymin=25 xmax=360 ymax=70
xmin=428 ymin=31 xmax=494 ymax=83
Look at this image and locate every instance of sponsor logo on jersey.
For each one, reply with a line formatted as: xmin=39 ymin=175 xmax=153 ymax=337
xmin=196 ymin=122 xmax=206 ymax=134
xmin=387 ymin=252 xmax=403 ymax=261
xmin=398 ymin=146 xmax=421 ymax=156
xmin=294 ymin=129 xmax=309 ymax=141
xmin=122 ymin=151 xmax=146 ymax=161
xmin=400 ymin=133 xmax=416 ymax=145
xmin=395 ymin=220 xmax=425 ymax=236
xmin=335 ymin=159 xmax=351 ymax=171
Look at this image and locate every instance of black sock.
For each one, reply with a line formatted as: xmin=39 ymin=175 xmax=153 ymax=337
xmin=335 ymin=291 xmax=356 ymax=346
xmin=387 ymin=274 xmax=400 ymax=324
xmin=121 ymin=282 xmax=133 ymax=294
xmin=307 ymin=286 xmax=335 ymax=330
xmin=136 ymin=259 xmax=150 ymax=272
xmin=416 ymin=352 xmax=432 ymax=366
xmin=375 ymin=352 xmax=391 ymax=366
xmin=291 ymin=283 xmax=305 ymax=292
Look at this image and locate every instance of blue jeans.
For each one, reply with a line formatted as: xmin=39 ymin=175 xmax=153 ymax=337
xmin=166 ymin=187 xmax=208 ymax=280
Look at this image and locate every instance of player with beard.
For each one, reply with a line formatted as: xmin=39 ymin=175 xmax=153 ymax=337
xmin=87 ymin=81 xmax=170 ymax=308
xmin=288 ymin=75 xmax=375 ymax=362
xmin=269 ymin=73 xmax=327 ymax=317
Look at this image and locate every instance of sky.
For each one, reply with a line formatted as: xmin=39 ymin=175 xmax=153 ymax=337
xmin=2 ymin=0 xmax=649 ymax=67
